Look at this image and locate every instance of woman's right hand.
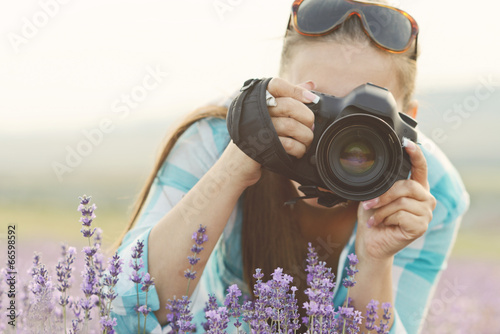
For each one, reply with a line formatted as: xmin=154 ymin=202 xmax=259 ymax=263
xmin=267 ymin=77 xmax=318 ymax=158
xmin=222 ymin=78 xmax=319 ymax=188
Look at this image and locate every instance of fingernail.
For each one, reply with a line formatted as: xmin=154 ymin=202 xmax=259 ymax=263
xmin=303 ymin=90 xmax=320 ymax=104
xmin=305 ymin=80 xmax=316 ymax=90
xmin=403 ymin=137 xmax=416 ymax=151
xmin=362 ymin=198 xmax=379 ymax=210
xmin=367 ymin=216 xmax=375 ymax=228
xmin=311 ymin=124 xmax=315 ymax=132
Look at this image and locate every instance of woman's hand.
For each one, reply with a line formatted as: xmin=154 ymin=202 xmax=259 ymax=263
xmin=223 ymin=78 xmax=319 ymax=188
xmin=355 ymin=140 xmax=437 ymax=262
xmin=267 ymin=78 xmax=319 ymax=159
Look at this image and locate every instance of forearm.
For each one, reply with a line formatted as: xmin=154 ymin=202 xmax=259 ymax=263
xmin=149 ymin=144 xmax=255 ymax=326
xmin=349 ymin=256 xmax=395 ymax=331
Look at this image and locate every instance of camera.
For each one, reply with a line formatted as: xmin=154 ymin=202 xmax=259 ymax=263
xmin=227 ymin=78 xmax=418 ymax=203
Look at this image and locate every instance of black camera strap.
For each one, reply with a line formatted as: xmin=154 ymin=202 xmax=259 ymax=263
xmin=227 ymin=78 xmax=346 ymax=208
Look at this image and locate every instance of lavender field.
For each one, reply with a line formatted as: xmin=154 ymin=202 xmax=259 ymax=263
xmin=1 ymin=198 xmax=499 ymax=333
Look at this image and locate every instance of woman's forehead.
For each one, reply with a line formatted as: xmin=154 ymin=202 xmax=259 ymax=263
xmin=285 ymin=41 xmax=403 ymax=104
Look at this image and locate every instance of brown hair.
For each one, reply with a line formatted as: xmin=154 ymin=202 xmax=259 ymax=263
xmin=114 ymin=0 xmax=419 ymax=311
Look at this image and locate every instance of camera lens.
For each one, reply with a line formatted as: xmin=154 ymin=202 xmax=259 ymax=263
xmin=339 ymin=140 xmax=375 ymax=175
xmin=316 ymin=114 xmax=403 ymax=200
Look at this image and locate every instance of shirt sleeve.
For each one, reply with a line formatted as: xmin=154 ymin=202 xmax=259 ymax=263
xmin=111 ymin=117 xmax=231 ymax=333
xmin=388 ymin=133 xmax=470 ymax=334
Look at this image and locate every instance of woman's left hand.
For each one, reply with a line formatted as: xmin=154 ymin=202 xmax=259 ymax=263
xmin=355 ymin=140 xmax=437 ymax=262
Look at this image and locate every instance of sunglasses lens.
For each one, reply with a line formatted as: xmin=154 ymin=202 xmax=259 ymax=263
xmin=294 ymin=0 xmax=416 ymax=53
xmin=363 ymin=7 xmax=412 ymax=51
xmin=295 ymin=0 xmax=352 ymax=34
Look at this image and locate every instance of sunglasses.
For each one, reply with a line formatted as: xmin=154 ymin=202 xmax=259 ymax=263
xmin=290 ymin=0 xmax=419 ymax=58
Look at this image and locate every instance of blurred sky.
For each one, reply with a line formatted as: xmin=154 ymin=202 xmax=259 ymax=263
xmin=1 ymin=0 xmax=499 ymax=134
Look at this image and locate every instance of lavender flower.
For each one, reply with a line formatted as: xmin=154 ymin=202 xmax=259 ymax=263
xmin=27 ymin=256 xmax=56 ymax=332
xmin=202 ymin=294 xmax=219 ymax=331
xmin=184 ymin=225 xmax=208 ymax=294
xmin=205 ymin=306 xmax=229 ymax=334
xmin=56 ymin=245 xmax=76 ymax=333
xmin=102 ymin=253 xmax=123 ymax=326
xmin=342 ymin=253 xmax=359 ymax=289
xmin=224 ymin=284 xmax=242 ymax=317
xmin=129 ymin=239 xmax=146 ymax=333
xmin=374 ymin=302 xmax=392 ymax=334
xmin=69 ymin=297 xmax=84 ymax=334
xmin=166 ymin=296 xmax=196 ymax=333
xmin=78 ymin=195 xmax=97 ymax=239
xmin=366 ymin=299 xmax=380 ymax=331
xmin=56 ymin=245 xmax=76 ymax=305
xmin=100 ymin=315 xmax=117 ymax=334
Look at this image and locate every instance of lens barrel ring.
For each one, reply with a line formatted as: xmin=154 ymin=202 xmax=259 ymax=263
xmin=316 ymin=114 xmax=403 ymax=200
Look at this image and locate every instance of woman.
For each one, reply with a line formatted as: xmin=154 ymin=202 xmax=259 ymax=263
xmin=112 ymin=1 xmax=469 ymax=333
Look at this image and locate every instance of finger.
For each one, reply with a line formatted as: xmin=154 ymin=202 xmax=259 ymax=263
xmin=269 ymin=97 xmax=315 ymax=130
xmin=279 ymin=136 xmax=307 ymax=158
xmin=405 ymin=140 xmax=429 ymax=189
xmin=362 ymin=179 xmax=429 ymax=210
xmin=369 ymin=197 xmax=433 ymax=228
xmin=272 ymin=117 xmax=314 ymax=148
xmin=297 ymin=80 xmax=317 ymax=91
xmin=268 ymin=77 xmax=320 ymax=104
xmin=374 ymin=210 xmax=429 ymax=241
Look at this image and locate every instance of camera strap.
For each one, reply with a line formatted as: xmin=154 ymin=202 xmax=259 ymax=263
xmin=227 ymin=78 xmax=299 ymax=181
xmin=227 ymin=78 xmax=346 ymax=208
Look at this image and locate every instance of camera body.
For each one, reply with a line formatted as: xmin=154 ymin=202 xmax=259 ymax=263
xmin=290 ymin=82 xmax=418 ymax=201
xmin=227 ymin=78 xmax=418 ymax=203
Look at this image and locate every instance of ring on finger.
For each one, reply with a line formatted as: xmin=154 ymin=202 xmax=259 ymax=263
xmin=266 ymin=90 xmax=278 ymax=107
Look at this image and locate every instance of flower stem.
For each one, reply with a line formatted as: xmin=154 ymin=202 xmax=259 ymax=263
xmin=63 ymin=303 xmax=66 ymax=334
xmin=342 ymin=288 xmax=351 ymax=334
xmin=136 ymin=280 xmax=140 ymax=334
xmin=143 ymin=292 xmax=149 ymax=334
xmin=186 ymin=264 xmax=194 ymax=296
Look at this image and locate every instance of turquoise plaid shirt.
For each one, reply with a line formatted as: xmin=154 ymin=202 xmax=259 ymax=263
xmin=111 ymin=117 xmax=469 ymax=334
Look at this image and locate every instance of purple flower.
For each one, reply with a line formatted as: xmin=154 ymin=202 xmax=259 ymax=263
xmin=302 ymin=243 xmax=338 ymax=332
xmin=78 ymin=195 xmax=97 ymax=240
xmin=79 ymin=194 xmax=91 ymax=205
xmin=56 ymin=245 xmax=76 ymax=306
xmin=101 ymin=253 xmax=123 ymax=312
xmin=184 ymin=225 xmax=208 ymax=285
xmin=337 ymin=306 xmax=362 ymax=334
xmin=137 ymin=305 xmax=151 ymax=316
xmin=224 ymin=284 xmax=242 ymax=318
xmin=129 ymin=240 xmax=146 ymax=286
xmin=366 ymin=299 xmax=379 ymax=331
xmin=342 ymin=253 xmax=359 ymax=289
xmin=188 ymin=255 xmax=200 ymax=266
xmin=141 ymin=273 xmax=155 ymax=292
xmin=81 ymin=265 xmax=98 ymax=296
xmin=205 ymin=306 xmax=229 ymax=334
xmin=166 ymin=296 xmax=195 ymax=333
xmin=100 ymin=315 xmax=117 ymax=334
xmin=129 ymin=271 xmax=144 ymax=284
xmin=131 ymin=240 xmax=145 ymax=259
xmin=93 ymin=227 xmax=103 ymax=247
xmin=104 ymin=253 xmax=123 ymax=288
xmin=382 ymin=302 xmax=392 ymax=320
xmin=374 ymin=302 xmax=392 ymax=334
xmin=347 ymin=253 xmax=359 ymax=266
xmin=184 ymin=269 xmax=197 ymax=280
